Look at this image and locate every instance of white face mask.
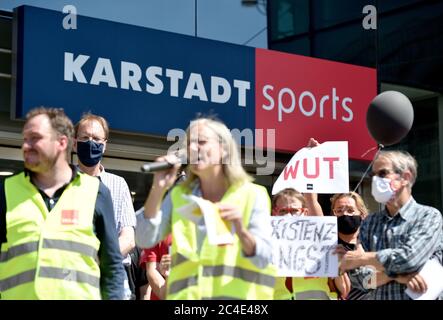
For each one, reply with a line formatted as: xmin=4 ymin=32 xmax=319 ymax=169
xmin=371 ymin=176 xmax=395 ymax=204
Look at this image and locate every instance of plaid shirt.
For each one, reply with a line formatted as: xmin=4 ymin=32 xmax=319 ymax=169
xmin=99 ymin=168 xmax=136 ymax=234
xmin=349 ymin=197 xmax=443 ymax=300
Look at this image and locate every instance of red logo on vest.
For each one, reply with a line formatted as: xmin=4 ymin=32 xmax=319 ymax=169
xmin=61 ymin=210 xmax=79 ymax=225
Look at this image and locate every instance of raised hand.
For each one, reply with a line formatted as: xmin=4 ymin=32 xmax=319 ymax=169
xmin=217 ymin=203 xmax=243 ymax=234
xmin=158 ymin=254 xmax=171 ymax=278
xmin=151 ymin=155 xmax=181 ymax=191
xmin=307 ymin=137 xmax=320 ymax=148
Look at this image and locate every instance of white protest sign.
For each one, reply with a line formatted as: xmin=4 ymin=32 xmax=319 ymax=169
xmin=178 ymin=194 xmax=234 ymax=245
xmin=271 ymin=215 xmax=338 ymax=277
xmin=272 ymin=141 xmax=349 ymax=194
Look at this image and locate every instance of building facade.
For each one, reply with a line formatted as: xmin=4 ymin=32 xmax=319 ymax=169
xmin=1 ymin=1 xmax=441 ymax=212
xmin=269 ymin=0 xmax=443 ymax=211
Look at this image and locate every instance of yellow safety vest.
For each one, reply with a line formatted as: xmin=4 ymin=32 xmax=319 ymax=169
xmin=273 ymin=277 xmax=292 ymax=300
xmin=0 ymin=172 xmax=101 ymax=300
xmin=167 ymin=182 xmax=276 ymax=300
xmin=292 ymin=277 xmax=337 ymax=300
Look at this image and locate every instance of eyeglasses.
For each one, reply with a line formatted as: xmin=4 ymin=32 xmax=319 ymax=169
xmin=273 ymin=207 xmax=305 ymax=216
xmin=333 ymin=207 xmax=358 ymax=215
xmin=77 ymin=135 xmax=106 ymax=143
xmin=369 ymin=168 xmax=399 ymax=179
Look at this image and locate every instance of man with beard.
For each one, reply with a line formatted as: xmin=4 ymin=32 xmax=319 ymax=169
xmin=0 ymin=107 xmax=124 ymax=299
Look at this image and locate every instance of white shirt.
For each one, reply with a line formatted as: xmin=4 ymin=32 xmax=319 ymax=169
xmin=99 ymin=167 xmax=136 ymax=263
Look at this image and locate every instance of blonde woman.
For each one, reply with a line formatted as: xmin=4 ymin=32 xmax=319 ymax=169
xmin=135 ymin=117 xmax=275 ymax=300
xmin=330 ymin=192 xmax=370 ymax=299
xmin=331 ymin=192 xmax=368 ymax=251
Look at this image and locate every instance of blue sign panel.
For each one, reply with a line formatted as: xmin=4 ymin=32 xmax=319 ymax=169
xmin=13 ymin=6 xmax=255 ymax=136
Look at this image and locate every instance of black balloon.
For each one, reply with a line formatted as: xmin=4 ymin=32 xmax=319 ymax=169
xmin=366 ymin=91 xmax=414 ymax=146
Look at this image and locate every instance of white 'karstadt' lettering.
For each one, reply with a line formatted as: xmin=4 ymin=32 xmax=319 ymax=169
xmin=64 ymin=52 xmax=251 ymax=108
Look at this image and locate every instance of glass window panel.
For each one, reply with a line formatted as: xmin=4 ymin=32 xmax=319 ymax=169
xmin=313 ymin=23 xmax=376 ymax=67
xmin=389 ymin=97 xmax=442 ymax=211
xmin=270 ymin=37 xmax=310 ymax=56
xmin=378 ymin=0 xmax=423 ymax=13
xmin=270 ymin=0 xmax=309 ymax=41
xmin=312 ymin=0 xmax=375 ymax=29
xmin=378 ymin=2 xmax=443 ymax=92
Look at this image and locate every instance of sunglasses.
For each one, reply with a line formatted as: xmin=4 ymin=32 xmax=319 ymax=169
xmin=369 ymin=168 xmax=399 ymax=179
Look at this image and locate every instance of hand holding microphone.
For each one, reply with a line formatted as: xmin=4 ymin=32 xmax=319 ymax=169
xmin=142 ymin=154 xmax=183 ymax=190
xmin=141 ymin=154 xmax=186 ymax=173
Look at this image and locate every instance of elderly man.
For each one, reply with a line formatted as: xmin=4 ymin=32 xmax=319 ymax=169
xmin=339 ymin=150 xmax=443 ymax=300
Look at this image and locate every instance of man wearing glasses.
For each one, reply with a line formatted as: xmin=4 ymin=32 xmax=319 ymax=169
xmin=338 ymin=150 xmax=443 ymax=300
xmin=75 ymin=113 xmax=136 ymax=299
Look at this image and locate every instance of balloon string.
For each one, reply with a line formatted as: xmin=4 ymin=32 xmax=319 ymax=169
xmin=360 ymin=145 xmax=379 ymax=158
xmin=352 ymin=144 xmax=384 ymax=193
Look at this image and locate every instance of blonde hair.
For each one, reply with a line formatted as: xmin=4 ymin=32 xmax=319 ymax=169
xmin=330 ymin=192 xmax=368 ymax=218
xmin=181 ymin=118 xmax=252 ymax=190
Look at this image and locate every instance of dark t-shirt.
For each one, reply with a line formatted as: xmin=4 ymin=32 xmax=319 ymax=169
xmin=338 ymin=237 xmax=372 ymax=300
xmin=0 ymin=166 xmax=125 ymax=300
xmin=338 ymin=237 xmax=356 ymax=251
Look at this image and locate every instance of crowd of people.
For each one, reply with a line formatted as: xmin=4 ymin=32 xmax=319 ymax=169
xmin=0 ymin=106 xmax=442 ymax=300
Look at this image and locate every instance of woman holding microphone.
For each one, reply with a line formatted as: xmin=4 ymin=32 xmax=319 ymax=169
xmin=135 ymin=117 xmax=275 ymax=300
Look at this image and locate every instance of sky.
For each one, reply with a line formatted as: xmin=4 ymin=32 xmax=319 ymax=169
xmin=0 ymin=0 xmax=268 ymax=48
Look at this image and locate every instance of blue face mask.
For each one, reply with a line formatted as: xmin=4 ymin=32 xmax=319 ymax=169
xmin=76 ymin=140 xmax=104 ymax=167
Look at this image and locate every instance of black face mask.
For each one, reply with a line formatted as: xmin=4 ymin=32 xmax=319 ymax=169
xmin=76 ymin=140 xmax=104 ymax=167
xmin=337 ymin=215 xmax=362 ymax=235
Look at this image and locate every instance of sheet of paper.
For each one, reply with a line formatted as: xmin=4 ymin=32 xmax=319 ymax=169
xmin=179 ymin=194 xmax=234 ymax=245
xmin=176 ymin=198 xmax=203 ymax=224
xmin=405 ymin=259 xmax=443 ymax=300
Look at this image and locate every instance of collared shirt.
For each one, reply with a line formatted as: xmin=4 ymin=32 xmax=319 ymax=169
xmin=135 ymin=182 xmax=273 ymax=270
xmin=98 ymin=166 xmax=136 ymax=234
xmin=97 ymin=166 xmax=136 ymax=264
xmin=349 ymin=197 xmax=443 ymax=300
xmin=0 ymin=166 xmax=125 ymax=300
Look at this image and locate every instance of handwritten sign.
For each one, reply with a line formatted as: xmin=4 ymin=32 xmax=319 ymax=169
xmin=271 ymin=215 xmax=338 ymax=277
xmin=272 ymin=141 xmax=349 ymax=194
xmin=178 ymin=194 xmax=234 ymax=245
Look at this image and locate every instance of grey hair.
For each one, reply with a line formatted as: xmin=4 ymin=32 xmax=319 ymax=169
xmin=377 ymin=150 xmax=418 ymax=188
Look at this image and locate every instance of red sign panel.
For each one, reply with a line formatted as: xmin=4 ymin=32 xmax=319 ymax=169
xmin=255 ymin=48 xmax=377 ymax=161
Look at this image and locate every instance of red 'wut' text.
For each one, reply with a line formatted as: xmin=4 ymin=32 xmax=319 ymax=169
xmin=283 ymin=157 xmax=340 ymax=181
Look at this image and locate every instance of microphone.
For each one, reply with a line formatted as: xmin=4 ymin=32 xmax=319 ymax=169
xmin=141 ymin=156 xmax=185 ymax=173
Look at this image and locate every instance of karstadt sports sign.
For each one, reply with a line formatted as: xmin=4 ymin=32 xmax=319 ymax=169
xmin=12 ymin=5 xmax=377 ymax=160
